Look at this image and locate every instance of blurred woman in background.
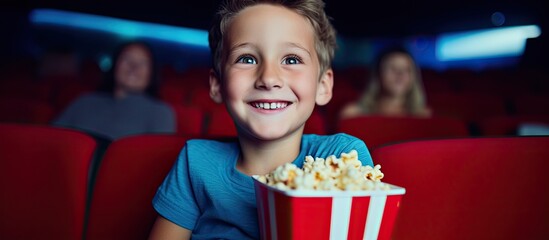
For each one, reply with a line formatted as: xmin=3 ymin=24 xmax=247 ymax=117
xmin=340 ymin=46 xmax=431 ymax=118
xmin=53 ymin=41 xmax=175 ymax=139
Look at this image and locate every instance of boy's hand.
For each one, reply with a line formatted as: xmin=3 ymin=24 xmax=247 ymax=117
xmin=148 ymin=216 xmax=191 ymax=240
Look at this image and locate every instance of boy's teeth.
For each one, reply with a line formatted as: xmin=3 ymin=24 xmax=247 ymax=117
xmin=252 ymin=102 xmax=288 ymax=110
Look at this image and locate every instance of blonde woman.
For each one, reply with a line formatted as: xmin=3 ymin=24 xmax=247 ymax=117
xmin=340 ymin=47 xmax=431 ymax=118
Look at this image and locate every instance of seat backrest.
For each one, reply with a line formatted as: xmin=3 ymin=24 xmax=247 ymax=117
xmin=85 ymin=135 xmax=189 ymax=240
xmin=478 ymin=115 xmax=549 ymax=136
xmin=0 ymin=81 xmax=52 ymax=101
xmin=303 ymin=110 xmax=327 ymax=135
xmin=0 ymin=97 xmax=55 ymax=124
xmin=337 ymin=116 xmax=469 ymax=149
xmin=428 ymin=93 xmax=507 ymax=123
xmin=159 ymin=84 xmax=188 ymax=106
xmin=170 ymin=104 xmax=205 ymax=136
xmin=189 ymin=87 xmax=220 ymax=114
xmin=324 ymin=80 xmax=361 ymax=131
xmin=206 ymin=106 xmax=238 ymax=137
xmin=0 ymin=124 xmax=96 ymax=240
xmin=371 ymin=137 xmax=549 ymax=240
xmin=513 ymin=95 xmax=549 ymax=115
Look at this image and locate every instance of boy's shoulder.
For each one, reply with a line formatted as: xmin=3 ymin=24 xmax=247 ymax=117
xmin=303 ymin=133 xmax=364 ymax=146
xmin=302 ymin=133 xmax=367 ymax=154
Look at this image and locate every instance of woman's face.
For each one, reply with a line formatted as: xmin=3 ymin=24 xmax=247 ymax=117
xmin=379 ymin=53 xmax=415 ymax=97
xmin=114 ymin=44 xmax=152 ymax=94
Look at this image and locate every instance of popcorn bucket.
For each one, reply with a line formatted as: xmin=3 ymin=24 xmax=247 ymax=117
xmin=253 ymin=178 xmax=405 ymax=240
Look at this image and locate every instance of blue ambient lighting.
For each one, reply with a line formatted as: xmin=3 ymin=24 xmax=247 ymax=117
xmin=491 ymin=12 xmax=506 ymax=26
xmin=436 ymin=25 xmax=541 ymax=61
xmin=29 ymin=9 xmax=209 ymax=47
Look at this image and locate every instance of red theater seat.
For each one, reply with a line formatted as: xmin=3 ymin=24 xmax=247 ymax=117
xmin=206 ymin=106 xmax=237 ymax=137
xmin=159 ymin=84 xmax=188 ymax=105
xmin=304 ymin=110 xmax=327 ymax=135
xmin=86 ymin=135 xmax=189 ymax=240
xmin=478 ymin=115 xmax=549 ymax=136
xmin=171 ymin=104 xmax=205 ymax=136
xmin=189 ymin=87 xmax=220 ymax=113
xmin=325 ymin=80 xmax=361 ymax=131
xmin=372 ymin=137 xmax=549 ymax=240
xmin=337 ymin=116 xmax=468 ymax=149
xmin=0 ymin=81 xmax=52 ymax=101
xmin=0 ymin=97 xmax=55 ymax=124
xmin=0 ymin=124 xmax=96 ymax=240
xmin=422 ymin=78 xmax=454 ymax=95
xmin=428 ymin=93 xmax=507 ymax=123
xmin=513 ymin=95 xmax=549 ymax=116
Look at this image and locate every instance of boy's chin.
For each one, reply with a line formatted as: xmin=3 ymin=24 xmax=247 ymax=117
xmin=241 ymin=125 xmax=303 ymax=142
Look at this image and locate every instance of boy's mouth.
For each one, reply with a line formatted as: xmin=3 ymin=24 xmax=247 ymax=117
xmin=249 ymin=101 xmax=292 ymax=110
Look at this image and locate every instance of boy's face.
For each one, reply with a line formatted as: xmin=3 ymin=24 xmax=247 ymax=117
xmin=210 ymin=4 xmax=333 ymax=141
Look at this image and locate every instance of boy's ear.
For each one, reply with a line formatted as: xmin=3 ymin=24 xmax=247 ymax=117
xmin=209 ymin=69 xmax=223 ymax=103
xmin=315 ymin=69 xmax=333 ymax=106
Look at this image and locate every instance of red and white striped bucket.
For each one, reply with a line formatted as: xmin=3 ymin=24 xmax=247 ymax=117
xmin=253 ymin=178 xmax=405 ymax=240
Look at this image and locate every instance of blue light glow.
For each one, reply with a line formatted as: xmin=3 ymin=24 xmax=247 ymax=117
xmin=436 ymin=25 xmax=541 ymax=61
xmin=491 ymin=12 xmax=506 ymax=26
xmin=29 ymin=9 xmax=209 ymax=47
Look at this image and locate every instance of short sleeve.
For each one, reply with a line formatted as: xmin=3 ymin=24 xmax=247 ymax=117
xmin=152 ymin=145 xmax=200 ymax=230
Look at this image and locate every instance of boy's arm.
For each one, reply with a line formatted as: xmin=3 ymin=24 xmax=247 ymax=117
xmin=149 ymin=216 xmax=191 ymax=240
xmin=151 ymin=144 xmax=200 ymax=237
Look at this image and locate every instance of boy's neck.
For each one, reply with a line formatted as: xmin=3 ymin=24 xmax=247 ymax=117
xmin=236 ymin=128 xmax=304 ymax=176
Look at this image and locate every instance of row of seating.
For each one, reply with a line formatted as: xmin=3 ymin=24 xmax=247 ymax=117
xmin=331 ymin=67 xmax=549 ymax=96
xmin=1 ymin=96 xmax=547 ymax=144
xmin=326 ymin=80 xmax=548 ymax=126
xmin=3 ymin=60 xmax=548 ymax=96
xmin=0 ymin=124 xmax=186 ymax=239
xmin=2 ymin=123 xmax=547 ymax=239
xmin=2 ymin=78 xmax=545 ymax=111
xmin=2 ymin=65 xmax=548 ymax=113
xmin=373 ymin=136 xmax=549 ymax=239
xmin=0 ymin=80 xmax=549 ymax=129
xmin=0 ymin=80 xmax=97 ymax=114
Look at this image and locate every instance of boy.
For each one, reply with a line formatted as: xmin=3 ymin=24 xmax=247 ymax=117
xmin=149 ymin=0 xmax=373 ymax=239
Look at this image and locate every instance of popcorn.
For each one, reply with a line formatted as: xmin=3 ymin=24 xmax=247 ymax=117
xmin=257 ymin=150 xmax=387 ymax=191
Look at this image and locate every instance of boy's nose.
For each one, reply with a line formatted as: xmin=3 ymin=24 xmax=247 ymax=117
xmin=255 ymin=62 xmax=283 ymax=90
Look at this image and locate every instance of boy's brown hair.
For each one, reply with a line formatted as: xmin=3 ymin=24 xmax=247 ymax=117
xmin=209 ymin=0 xmax=337 ymax=78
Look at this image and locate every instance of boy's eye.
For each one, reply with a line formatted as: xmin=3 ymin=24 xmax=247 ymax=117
xmin=282 ymin=55 xmax=302 ymax=65
xmin=236 ymin=55 xmax=257 ymax=64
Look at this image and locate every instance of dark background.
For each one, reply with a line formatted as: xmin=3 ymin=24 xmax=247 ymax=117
xmin=3 ymin=0 xmax=546 ymax=36
xmin=0 ymin=0 xmax=547 ymax=69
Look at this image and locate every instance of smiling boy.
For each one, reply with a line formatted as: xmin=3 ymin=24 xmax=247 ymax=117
xmin=149 ymin=1 xmax=373 ymax=239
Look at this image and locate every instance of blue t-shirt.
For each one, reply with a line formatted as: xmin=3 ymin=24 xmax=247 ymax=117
xmin=153 ymin=133 xmax=373 ymax=239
